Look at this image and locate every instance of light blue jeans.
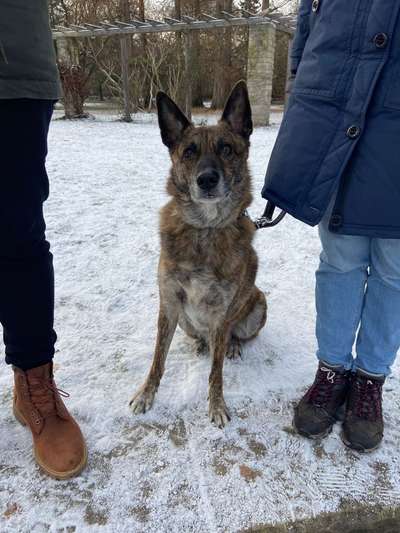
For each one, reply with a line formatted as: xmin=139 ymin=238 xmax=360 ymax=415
xmin=316 ymin=207 xmax=400 ymax=377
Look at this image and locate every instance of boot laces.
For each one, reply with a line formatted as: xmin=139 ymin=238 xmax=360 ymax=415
xmin=352 ymin=376 xmax=382 ymax=421
xmin=306 ymin=366 xmax=346 ymax=407
xmin=28 ymin=377 xmax=70 ymax=417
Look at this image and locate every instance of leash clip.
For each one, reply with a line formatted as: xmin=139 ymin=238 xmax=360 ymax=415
xmin=253 ymin=202 xmax=287 ymax=230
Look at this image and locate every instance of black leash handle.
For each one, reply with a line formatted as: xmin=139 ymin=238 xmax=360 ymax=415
xmin=254 ymin=201 xmax=287 ymax=229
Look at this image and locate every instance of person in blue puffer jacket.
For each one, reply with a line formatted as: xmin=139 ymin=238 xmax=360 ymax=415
xmin=262 ymin=0 xmax=400 ymax=451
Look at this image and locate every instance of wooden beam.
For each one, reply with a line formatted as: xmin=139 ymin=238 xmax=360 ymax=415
xmin=144 ymin=18 xmax=164 ymax=26
xmin=220 ymin=11 xmax=235 ymax=19
xmin=201 ymin=13 xmax=218 ymax=21
xmin=164 ymin=17 xmax=182 ymax=24
xmin=52 ymin=15 xmax=292 ymax=40
xmin=131 ymin=18 xmax=149 ymax=27
xmin=115 ymin=20 xmax=136 ymax=27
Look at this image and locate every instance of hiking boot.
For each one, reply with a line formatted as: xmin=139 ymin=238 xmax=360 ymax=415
xmin=293 ymin=362 xmax=350 ymax=439
xmin=341 ymin=369 xmax=385 ymax=453
xmin=13 ymin=362 xmax=87 ymax=479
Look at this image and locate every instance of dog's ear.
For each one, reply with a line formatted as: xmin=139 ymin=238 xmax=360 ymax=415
xmin=221 ymin=81 xmax=253 ymax=140
xmin=157 ymin=92 xmax=191 ymax=150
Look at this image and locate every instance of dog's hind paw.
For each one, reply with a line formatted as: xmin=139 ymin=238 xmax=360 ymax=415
xmin=129 ymin=385 xmax=156 ymax=415
xmin=226 ymin=338 xmax=242 ymax=360
xmin=209 ymin=398 xmax=231 ymax=428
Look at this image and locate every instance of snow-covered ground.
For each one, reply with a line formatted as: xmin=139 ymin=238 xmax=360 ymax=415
xmin=0 ymin=109 xmax=399 ymax=532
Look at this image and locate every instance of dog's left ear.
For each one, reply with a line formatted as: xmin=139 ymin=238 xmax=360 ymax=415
xmin=157 ymin=92 xmax=192 ymax=150
xmin=221 ymin=81 xmax=253 ymax=140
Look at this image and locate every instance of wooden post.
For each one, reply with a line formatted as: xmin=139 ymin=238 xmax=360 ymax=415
xmin=120 ymin=35 xmax=133 ymax=122
xmin=183 ymin=31 xmax=193 ymax=121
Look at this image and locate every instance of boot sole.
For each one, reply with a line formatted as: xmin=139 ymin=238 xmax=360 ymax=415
xmin=292 ymin=419 xmax=332 ymax=440
xmin=13 ymin=405 xmax=88 ymax=480
xmin=340 ymin=430 xmax=381 ymax=454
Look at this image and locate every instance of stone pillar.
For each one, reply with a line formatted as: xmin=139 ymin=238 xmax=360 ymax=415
xmin=247 ymin=22 xmax=276 ymax=127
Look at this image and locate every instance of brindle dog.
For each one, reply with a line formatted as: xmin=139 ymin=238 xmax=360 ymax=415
xmin=130 ymin=81 xmax=267 ymax=427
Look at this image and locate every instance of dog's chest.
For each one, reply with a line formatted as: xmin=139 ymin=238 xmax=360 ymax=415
xmin=177 ymin=268 xmax=236 ymax=330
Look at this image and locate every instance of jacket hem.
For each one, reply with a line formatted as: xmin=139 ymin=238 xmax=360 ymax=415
xmin=0 ymin=78 xmax=62 ymax=100
xmin=333 ymin=225 xmax=400 ymax=240
xmin=261 ymin=188 xmax=321 ymax=227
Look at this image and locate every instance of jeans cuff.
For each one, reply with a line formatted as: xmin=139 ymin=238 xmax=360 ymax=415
xmin=317 ymin=352 xmax=353 ymax=372
xmin=354 ymin=364 xmax=387 ymax=379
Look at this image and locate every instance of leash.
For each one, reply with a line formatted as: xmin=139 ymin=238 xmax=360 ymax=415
xmin=244 ymin=201 xmax=287 ymax=230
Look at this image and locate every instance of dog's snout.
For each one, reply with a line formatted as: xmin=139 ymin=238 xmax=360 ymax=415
xmin=197 ymin=170 xmax=220 ymax=191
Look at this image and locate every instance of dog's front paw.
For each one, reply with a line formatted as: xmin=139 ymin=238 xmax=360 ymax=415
xmin=129 ymin=384 xmax=156 ymax=415
xmin=209 ymin=398 xmax=231 ymax=428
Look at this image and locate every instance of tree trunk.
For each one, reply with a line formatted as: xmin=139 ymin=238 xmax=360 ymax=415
xmin=211 ymin=0 xmax=233 ymax=109
xmin=175 ymin=0 xmax=186 ymax=110
xmin=138 ymin=0 xmax=150 ymax=109
xmin=262 ymin=0 xmax=270 ymax=10
xmin=120 ymin=0 xmax=133 ymax=121
xmin=184 ymin=32 xmax=193 ymax=120
xmin=57 ymin=38 xmax=88 ymax=119
xmin=191 ymin=0 xmax=203 ymax=107
xmin=120 ymin=37 xmax=133 ymax=121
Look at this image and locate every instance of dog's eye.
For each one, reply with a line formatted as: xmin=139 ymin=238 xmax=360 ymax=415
xmin=221 ymin=143 xmax=233 ymax=158
xmin=183 ymin=144 xmax=197 ymax=160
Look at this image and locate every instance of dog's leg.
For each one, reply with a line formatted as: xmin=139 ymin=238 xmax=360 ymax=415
xmin=208 ymin=324 xmax=231 ymax=427
xmin=232 ymin=288 xmax=267 ymax=342
xmin=130 ymin=305 xmax=178 ymax=414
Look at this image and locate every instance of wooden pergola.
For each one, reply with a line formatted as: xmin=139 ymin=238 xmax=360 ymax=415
xmin=52 ymin=11 xmax=296 ymax=123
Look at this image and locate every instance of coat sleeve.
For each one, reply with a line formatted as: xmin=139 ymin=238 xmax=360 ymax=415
xmin=290 ymin=0 xmax=313 ymax=75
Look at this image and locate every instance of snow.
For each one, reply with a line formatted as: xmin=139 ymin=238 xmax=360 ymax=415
xmin=0 ymin=109 xmax=399 ymax=532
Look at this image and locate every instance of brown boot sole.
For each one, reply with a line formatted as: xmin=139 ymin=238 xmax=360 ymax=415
xmin=13 ymin=405 xmax=88 ymax=480
xmin=340 ymin=430 xmax=381 ymax=453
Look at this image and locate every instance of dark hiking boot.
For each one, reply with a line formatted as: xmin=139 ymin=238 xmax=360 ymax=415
xmin=293 ymin=362 xmax=350 ymax=439
xmin=341 ymin=369 xmax=385 ymax=453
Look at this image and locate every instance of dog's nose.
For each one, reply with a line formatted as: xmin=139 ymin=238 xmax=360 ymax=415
xmin=197 ymin=170 xmax=220 ymax=191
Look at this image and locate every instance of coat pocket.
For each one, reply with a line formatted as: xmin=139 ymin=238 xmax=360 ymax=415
xmin=292 ymin=0 xmax=360 ymax=98
xmin=384 ymin=63 xmax=400 ymax=110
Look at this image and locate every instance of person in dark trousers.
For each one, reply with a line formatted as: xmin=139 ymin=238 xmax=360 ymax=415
xmin=0 ymin=1 xmax=87 ymax=478
xmin=263 ymin=0 xmax=400 ymax=452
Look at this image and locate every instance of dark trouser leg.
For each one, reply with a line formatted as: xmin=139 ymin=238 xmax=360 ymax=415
xmin=0 ymin=99 xmax=57 ymax=370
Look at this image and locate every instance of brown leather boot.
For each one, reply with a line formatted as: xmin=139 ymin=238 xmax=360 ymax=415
xmin=13 ymin=362 xmax=87 ymax=479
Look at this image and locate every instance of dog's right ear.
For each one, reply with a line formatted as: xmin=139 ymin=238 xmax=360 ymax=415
xmin=156 ymin=92 xmax=191 ymax=150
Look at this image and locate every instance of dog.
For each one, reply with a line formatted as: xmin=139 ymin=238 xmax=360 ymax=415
xmin=130 ymin=81 xmax=267 ymax=427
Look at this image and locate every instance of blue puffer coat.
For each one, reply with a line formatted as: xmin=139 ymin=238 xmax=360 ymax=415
xmin=262 ymin=0 xmax=400 ymax=238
